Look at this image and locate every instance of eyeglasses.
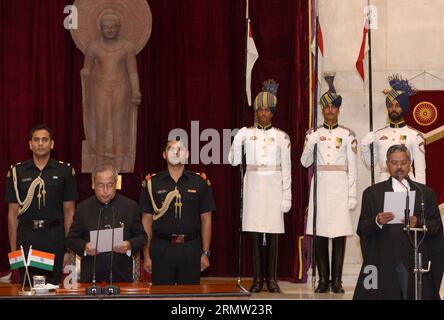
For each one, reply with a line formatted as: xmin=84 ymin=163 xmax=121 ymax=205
xmin=95 ymin=183 xmax=116 ymax=191
xmin=388 ymin=160 xmax=410 ymax=167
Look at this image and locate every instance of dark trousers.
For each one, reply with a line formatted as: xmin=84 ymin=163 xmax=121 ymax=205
xmin=17 ymin=226 xmax=65 ymax=285
xmin=151 ymin=237 xmax=201 ymax=285
xmin=315 ymin=236 xmax=346 ymax=285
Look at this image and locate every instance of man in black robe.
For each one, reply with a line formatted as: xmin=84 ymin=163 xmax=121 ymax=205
xmin=354 ymin=144 xmax=444 ymax=300
xmin=66 ymin=164 xmax=147 ymax=283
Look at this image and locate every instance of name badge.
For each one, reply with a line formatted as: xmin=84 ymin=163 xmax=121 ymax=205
xmin=21 ymin=178 xmax=32 ymax=182
xmin=53 ymin=176 xmax=59 ymax=179
xmin=188 ymin=189 xmax=197 ymax=193
xmin=156 ymin=189 xmax=168 ymax=194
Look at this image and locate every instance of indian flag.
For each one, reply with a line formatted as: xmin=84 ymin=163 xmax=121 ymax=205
xmin=27 ymin=249 xmax=55 ymax=271
xmin=8 ymin=250 xmax=25 ymax=270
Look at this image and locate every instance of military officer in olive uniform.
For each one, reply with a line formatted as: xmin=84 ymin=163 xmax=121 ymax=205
xmin=228 ymin=80 xmax=292 ymax=293
xmin=139 ymin=139 xmax=216 ymax=285
xmin=5 ymin=125 xmax=78 ymax=285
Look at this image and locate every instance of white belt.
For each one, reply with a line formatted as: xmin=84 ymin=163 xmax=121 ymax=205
xmin=246 ymin=165 xmax=281 ymax=172
xmin=317 ymin=165 xmax=348 ymax=172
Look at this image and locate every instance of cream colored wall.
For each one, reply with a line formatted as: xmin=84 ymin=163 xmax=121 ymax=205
xmin=316 ymin=0 xmax=444 ymax=264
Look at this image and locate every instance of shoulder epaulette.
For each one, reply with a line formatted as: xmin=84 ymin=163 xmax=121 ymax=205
xmin=196 ymin=172 xmax=207 ymax=180
xmin=375 ymin=126 xmax=388 ymax=134
xmin=142 ymin=173 xmax=157 ymax=188
xmin=145 ymin=172 xmax=157 ymax=181
xmin=338 ymin=125 xmax=356 ymax=137
xmin=407 ymin=125 xmax=425 ymax=138
xmin=57 ymin=161 xmax=75 ymax=175
xmin=196 ymin=172 xmax=211 ymax=186
xmin=407 ymin=125 xmax=419 ymax=131
xmin=58 ymin=161 xmax=72 ymax=167
xmin=305 ymin=125 xmax=322 ymax=136
xmin=274 ymin=127 xmax=290 ymax=137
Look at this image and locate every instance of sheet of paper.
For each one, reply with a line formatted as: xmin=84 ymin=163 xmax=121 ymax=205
xmin=89 ymin=227 xmax=124 ymax=253
xmin=383 ymin=191 xmax=416 ymax=224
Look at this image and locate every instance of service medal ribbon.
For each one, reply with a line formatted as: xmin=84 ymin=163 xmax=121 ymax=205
xmin=335 ymin=137 xmax=343 ymax=149
xmin=399 ymin=135 xmax=407 ymax=144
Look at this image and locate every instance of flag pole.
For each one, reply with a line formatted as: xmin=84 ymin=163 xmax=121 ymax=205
xmin=367 ymin=0 xmax=375 ymax=185
xmin=236 ymin=0 xmax=249 ymax=293
xmin=20 ymin=245 xmax=34 ymax=294
xmin=311 ymin=0 xmax=320 ymax=290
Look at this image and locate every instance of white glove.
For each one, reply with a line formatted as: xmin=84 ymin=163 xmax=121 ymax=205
xmin=361 ymin=132 xmax=376 ymax=146
xmin=281 ymin=199 xmax=292 ymax=213
xmin=348 ymin=197 xmax=357 ymax=210
xmin=307 ymin=131 xmax=320 ymax=147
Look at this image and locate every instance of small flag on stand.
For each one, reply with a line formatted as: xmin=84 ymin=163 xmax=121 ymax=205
xmin=27 ymin=249 xmax=55 ymax=271
xmin=8 ymin=250 xmax=25 ymax=270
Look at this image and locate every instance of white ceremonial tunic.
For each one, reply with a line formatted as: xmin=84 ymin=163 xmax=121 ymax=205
xmin=228 ymin=126 xmax=292 ymax=233
xmin=361 ymin=123 xmax=426 ymax=184
xmin=301 ymin=124 xmax=357 ymax=238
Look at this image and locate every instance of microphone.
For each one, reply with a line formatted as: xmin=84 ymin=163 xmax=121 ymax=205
xmin=103 ymin=206 xmax=120 ymax=295
xmin=406 ymin=177 xmax=426 ymax=228
xmin=86 ymin=207 xmax=103 ymax=295
xmin=396 ymin=177 xmax=410 ymax=229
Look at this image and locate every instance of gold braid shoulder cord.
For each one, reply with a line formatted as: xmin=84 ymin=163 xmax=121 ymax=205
xmin=12 ymin=166 xmax=46 ymax=216
xmin=147 ymin=179 xmax=182 ymax=220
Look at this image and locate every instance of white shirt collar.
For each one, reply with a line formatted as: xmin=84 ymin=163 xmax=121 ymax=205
xmin=391 ymin=177 xmax=410 ymax=191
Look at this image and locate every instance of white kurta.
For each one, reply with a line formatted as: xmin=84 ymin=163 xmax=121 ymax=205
xmin=228 ymin=126 xmax=292 ymax=233
xmin=361 ymin=124 xmax=426 ymax=184
xmin=301 ymin=125 xmax=357 ymax=238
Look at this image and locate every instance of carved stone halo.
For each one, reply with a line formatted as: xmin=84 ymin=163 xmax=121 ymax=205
xmin=70 ymin=0 xmax=152 ymax=55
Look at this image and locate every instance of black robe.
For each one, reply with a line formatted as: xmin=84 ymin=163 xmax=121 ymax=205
xmin=66 ymin=194 xmax=147 ymax=283
xmin=353 ymin=178 xmax=444 ymax=300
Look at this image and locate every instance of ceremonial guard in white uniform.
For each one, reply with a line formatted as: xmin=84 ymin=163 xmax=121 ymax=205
xmin=301 ymin=84 xmax=357 ymax=293
xmin=361 ymin=74 xmax=426 ymax=184
xmin=229 ymin=80 xmax=292 ymax=293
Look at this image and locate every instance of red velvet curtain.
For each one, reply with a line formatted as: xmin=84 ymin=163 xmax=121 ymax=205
xmin=0 ymin=0 xmax=309 ymax=281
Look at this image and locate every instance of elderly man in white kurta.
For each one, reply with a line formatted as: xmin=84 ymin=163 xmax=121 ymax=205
xmin=361 ymin=74 xmax=426 ymax=184
xmin=229 ymin=80 xmax=291 ymax=293
xmin=301 ymin=90 xmax=357 ymax=293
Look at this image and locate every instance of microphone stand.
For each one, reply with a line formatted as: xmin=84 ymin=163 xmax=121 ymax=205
xmin=86 ymin=207 xmax=103 ymax=295
xmin=404 ymin=178 xmax=430 ymax=300
xmin=104 ymin=206 xmax=120 ymax=295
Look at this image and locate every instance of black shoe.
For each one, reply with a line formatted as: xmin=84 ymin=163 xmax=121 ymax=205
xmin=314 ymin=281 xmax=330 ymax=293
xmin=266 ymin=279 xmax=281 ymax=293
xmin=250 ymin=280 xmax=264 ymax=293
xmin=331 ymin=281 xmax=344 ymax=293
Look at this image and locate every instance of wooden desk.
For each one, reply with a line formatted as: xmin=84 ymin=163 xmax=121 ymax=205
xmin=0 ymin=282 xmax=250 ymax=299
